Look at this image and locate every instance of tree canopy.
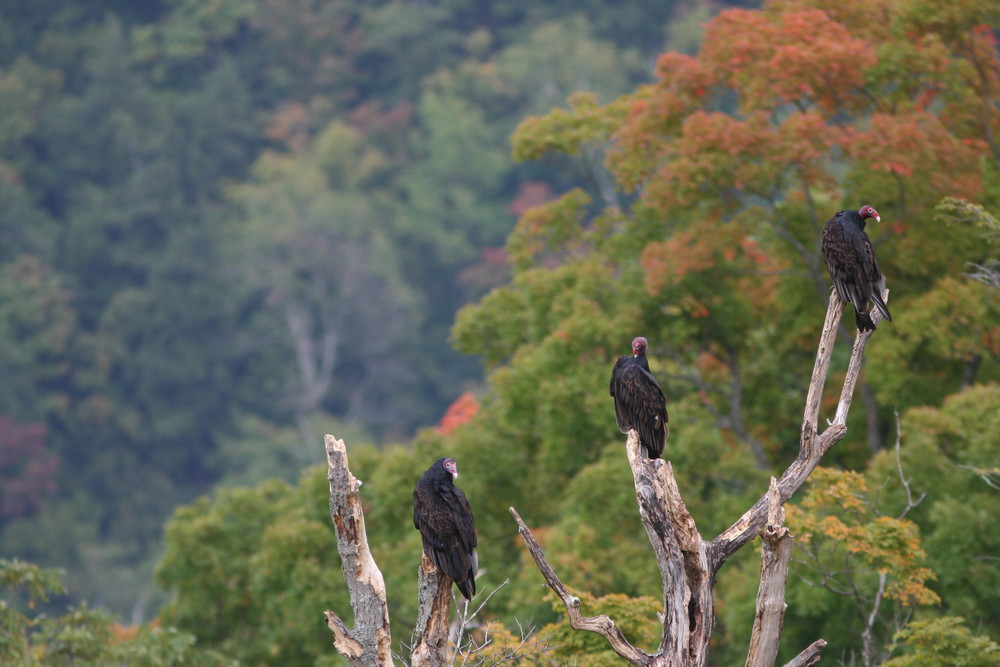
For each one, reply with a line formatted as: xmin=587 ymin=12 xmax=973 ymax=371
xmin=0 ymin=0 xmax=997 ymax=664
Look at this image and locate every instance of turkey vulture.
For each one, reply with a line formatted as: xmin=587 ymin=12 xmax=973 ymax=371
xmin=412 ymin=457 xmax=478 ymax=600
xmin=610 ymin=336 xmax=669 ymax=459
xmin=821 ymin=205 xmax=893 ymax=332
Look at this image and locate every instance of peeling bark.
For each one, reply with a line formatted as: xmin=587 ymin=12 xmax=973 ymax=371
xmin=324 ymin=435 xmax=394 ymax=667
xmin=323 ymin=290 xmax=888 ymax=665
xmin=745 ymin=479 xmax=793 ymax=667
xmin=411 ymin=554 xmax=454 ymax=667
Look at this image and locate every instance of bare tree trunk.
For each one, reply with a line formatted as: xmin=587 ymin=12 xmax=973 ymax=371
xmin=285 ymin=299 xmax=338 ymax=459
xmin=411 ymin=554 xmax=454 ymax=667
xmin=745 ymin=479 xmax=793 ymax=667
xmin=323 ymin=435 xmax=466 ymax=667
xmin=323 ymin=435 xmax=393 ymax=666
xmin=860 ymin=573 xmax=888 ymax=667
xmin=323 ymin=291 xmax=889 ymax=666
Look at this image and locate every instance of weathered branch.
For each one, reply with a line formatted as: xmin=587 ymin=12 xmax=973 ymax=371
xmin=509 ymin=506 xmax=651 ymax=665
xmin=708 ymin=290 xmax=888 ymax=570
xmin=324 ymin=434 xmax=394 ymax=666
xmin=783 ymin=639 xmax=828 ymax=667
xmin=411 ymin=554 xmax=453 ymax=667
xmin=512 ymin=289 xmax=888 ymax=664
xmin=508 ymin=432 xmax=715 ymax=666
xmin=325 ymin=434 xmax=461 ymax=667
xmin=624 ymin=433 xmax=711 ymax=663
xmin=745 ymin=478 xmax=793 ymax=667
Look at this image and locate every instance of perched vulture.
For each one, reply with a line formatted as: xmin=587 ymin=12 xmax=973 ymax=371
xmin=610 ymin=336 xmax=669 ymax=459
xmin=412 ymin=457 xmax=478 ymax=600
xmin=821 ymin=205 xmax=893 ymax=332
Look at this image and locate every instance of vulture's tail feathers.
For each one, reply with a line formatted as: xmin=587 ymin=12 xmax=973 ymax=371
xmin=871 ymin=292 xmax=892 ymax=323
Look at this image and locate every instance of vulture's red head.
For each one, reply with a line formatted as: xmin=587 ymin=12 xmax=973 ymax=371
xmin=858 ymin=205 xmax=881 ymax=224
xmin=442 ymin=457 xmax=458 ymax=480
xmin=632 ymin=336 xmax=648 ymax=357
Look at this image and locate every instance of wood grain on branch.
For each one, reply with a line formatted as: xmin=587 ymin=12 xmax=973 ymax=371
xmin=411 ymin=554 xmax=454 ymax=667
xmin=744 ymin=478 xmax=793 ymax=667
xmin=783 ymin=639 xmax=828 ymax=667
xmin=625 ymin=432 xmax=711 ymax=664
xmin=511 ymin=289 xmax=886 ymax=664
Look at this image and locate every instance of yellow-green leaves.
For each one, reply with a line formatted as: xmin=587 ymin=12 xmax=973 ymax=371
xmin=788 ymin=467 xmax=939 ymax=607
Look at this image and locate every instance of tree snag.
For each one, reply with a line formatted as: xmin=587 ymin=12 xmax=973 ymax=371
xmin=411 ymin=554 xmax=454 ymax=666
xmin=324 ymin=435 xmax=394 ymax=666
xmin=745 ymin=478 xmax=792 ymax=667
xmin=326 ymin=434 xmax=472 ymax=666
xmin=511 ymin=290 xmax=889 ymax=665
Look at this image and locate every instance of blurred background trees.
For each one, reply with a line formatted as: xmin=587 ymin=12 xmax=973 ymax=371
xmin=0 ymin=0 xmax=996 ymax=664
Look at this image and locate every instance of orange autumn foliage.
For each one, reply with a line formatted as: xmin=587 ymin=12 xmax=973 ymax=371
xmin=701 ymin=9 xmax=876 ymax=114
xmin=605 ymin=0 xmax=993 ymax=224
xmin=436 ymin=392 xmax=479 ymax=436
xmin=641 ymin=216 xmax=785 ymax=319
xmin=788 ymin=467 xmax=941 ymax=606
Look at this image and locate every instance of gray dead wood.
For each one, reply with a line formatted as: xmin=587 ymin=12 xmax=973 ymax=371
xmin=510 ymin=505 xmax=652 ymax=665
xmin=324 ymin=434 xmax=456 ymax=667
xmin=744 ymin=478 xmax=793 ymax=667
xmin=783 ymin=639 xmax=829 ymax=667
xmin=511 ymin=290 xmax=889 ymax=665
xmin=324 ymin=434 xmax=394 ymax=666
xmin=411 ymin=554 xmax=454 ymax=666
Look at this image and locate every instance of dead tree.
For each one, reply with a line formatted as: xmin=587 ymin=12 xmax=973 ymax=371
xmin=324 ymin=291 xmax=885 ymax=666
xmin=324 ymin=435 xmax=454 ymax=666
xmin=511 ymin=291 xmax=887 ymax=666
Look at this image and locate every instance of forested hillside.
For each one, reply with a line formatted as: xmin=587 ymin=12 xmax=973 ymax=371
xmin=0 ymin=0 xmax=699 ymax=620
xmin=1 ymin=0 xmax=998 ymax=665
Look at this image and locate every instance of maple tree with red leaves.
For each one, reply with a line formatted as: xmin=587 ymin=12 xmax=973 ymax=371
xmin=443 ymin=0 xmax=1000 ymax=663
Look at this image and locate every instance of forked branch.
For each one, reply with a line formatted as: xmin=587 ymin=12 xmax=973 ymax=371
xmin=708 ymin=290 xmax=889 ymax=570
xmin=511 ymin=290 xmax=889 ymax=665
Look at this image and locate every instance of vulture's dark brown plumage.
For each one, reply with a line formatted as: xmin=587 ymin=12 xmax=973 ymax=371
xmin=412 ymin=457 xmax=478 ymax=600
xmin=610 ymin=336 xmax=669 ymax=459
xmin=821 ymin=205 xmax=893 ymax=332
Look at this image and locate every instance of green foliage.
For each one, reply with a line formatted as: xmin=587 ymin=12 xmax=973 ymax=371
xmin=1 ymin=559 xmax=232 ymax=667
xmin=530 ymin=591 xmax=663 ymax=666
xmin=1 ymin=0 xmax=998 ymax=664
xmin=0 ymin=0 xmax=681 ymax=622
xmin=885 ymin=617 xmax=1000 ymax=667
xmin=156 ymin=473 xmax=348 ymax=664
xmin=448 ymin=0 xmax=1000 ymax=660
xmin=788 ymin=467 xmax=939 ymax=607
xmin=868 ymin=384 xmax=1000 ymax=636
